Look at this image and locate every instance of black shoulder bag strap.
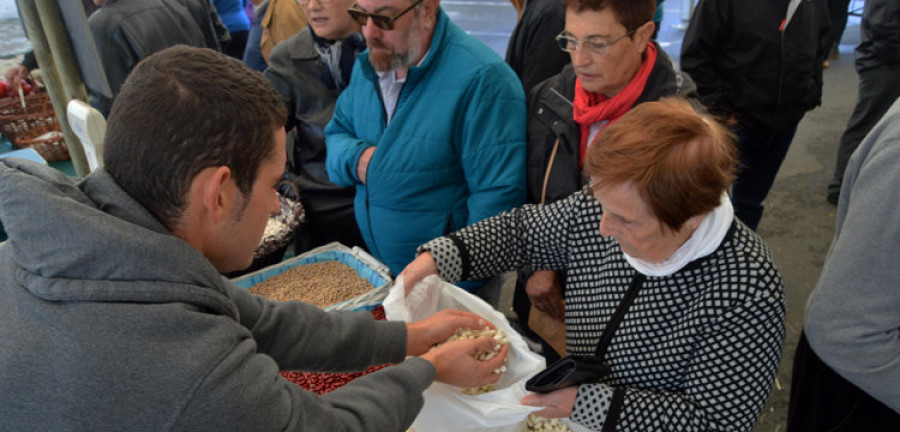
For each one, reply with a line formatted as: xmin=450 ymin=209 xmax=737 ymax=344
xmin=594 ymin=272 xmax=646 ymax=358
xmin=524 ymin=271 xmax=647 ymax=422
xmin=597 ymin=272 xmax=645 ymax=432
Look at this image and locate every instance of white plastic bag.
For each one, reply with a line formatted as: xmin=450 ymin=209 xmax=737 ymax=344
xmin=383 ymin=275 xmax=546 ymax=432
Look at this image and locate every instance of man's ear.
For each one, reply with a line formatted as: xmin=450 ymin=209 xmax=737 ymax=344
xmin=172 ymin=165 xmax=235 ymax=249
xmin=198 ymin=166 xmax=235 ymax=225
xmin=634 ymin=20 xmax=655 ymax=53
xmin=421 ymin=0 xmax=439 ymax=25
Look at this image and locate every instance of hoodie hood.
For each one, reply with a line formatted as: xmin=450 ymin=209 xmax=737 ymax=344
xmin=0 ymin=158 xmax=238 ymax=318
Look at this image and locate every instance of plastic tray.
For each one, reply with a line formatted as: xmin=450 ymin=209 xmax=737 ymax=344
xmin=231 ymin=242 xmax=393 ymax=311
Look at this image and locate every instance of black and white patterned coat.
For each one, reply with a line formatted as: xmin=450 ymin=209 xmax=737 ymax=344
xmin=421 ymin=189 xmax=786 ymax=432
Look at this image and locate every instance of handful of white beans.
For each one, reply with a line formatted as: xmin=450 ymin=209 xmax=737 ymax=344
xmin=444 ymin=327 xmax=510 ymax=394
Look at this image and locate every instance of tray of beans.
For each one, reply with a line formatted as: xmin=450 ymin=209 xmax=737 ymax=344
xmin=280 ymin=305 xmax=394 ymax=393
xmin=231 ymin=242 xmax=393 ymax=311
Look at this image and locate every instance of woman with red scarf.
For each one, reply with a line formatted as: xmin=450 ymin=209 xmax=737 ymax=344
xmin=515 ymin=0 xmax=700 ymax=362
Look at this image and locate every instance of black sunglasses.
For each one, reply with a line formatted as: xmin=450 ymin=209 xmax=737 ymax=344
xmin=347 ymin=0 xmax=424 ymax=31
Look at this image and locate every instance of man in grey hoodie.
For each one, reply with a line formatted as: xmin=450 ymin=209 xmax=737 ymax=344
xmin=0 ymin=45 xmax=506 ymax=432
xmin=788 ymin=98 xmax=900 ymax=430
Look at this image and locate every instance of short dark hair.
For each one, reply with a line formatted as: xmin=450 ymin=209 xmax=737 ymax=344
xmin=584 ymin=98 xmax=736 ymax=231
xmin=104 ymin=45 xmax=286 ymax=230
xmin=561 ymin=0 xmax=655 ymax=32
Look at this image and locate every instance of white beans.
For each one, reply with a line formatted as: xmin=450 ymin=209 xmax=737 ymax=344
xmin=526 ymin=414 xmax=573 ymax=432
xmin=444 ymin=328 xmax=510 ymax=395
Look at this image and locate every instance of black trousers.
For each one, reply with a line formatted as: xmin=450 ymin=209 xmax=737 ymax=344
xmin=787 ymin=332 xmax=900 ymax=432
xmin=825 ymin=0 xmax=851 ymax=52
xmin=731 ymin=123 xmax=799 ymax=230
xmin=827 ymin=65 xmax=900 ymax=203
xmin=221 ymin=29 xmax=249 ymax=60
xmin=294 ymin=203 xmax=366 ymax=255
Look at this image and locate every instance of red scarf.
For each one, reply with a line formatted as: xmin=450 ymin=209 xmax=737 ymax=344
xmin=573 ymin=42 xmax=657 ymax=167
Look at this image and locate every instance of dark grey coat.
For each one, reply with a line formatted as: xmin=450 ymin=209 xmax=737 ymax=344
xmin=0 ymin=159 xmax=434 ymax=432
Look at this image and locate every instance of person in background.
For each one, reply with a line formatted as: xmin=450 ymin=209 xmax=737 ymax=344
xmin=0 ymin=45 xmax=507 ymax=432
xmin=243 ymin=0 xmax=270 ymax=71
xmin=264 ymin=0 xmax=367 ymax=252
xmin=259 ymin=0 xmax=308 ymax=64
xmin=824 ymin=0 xmax=851 ymax=63
xmin=213 ymin=0 xmax=251 ymax=58
xmin=514 ymin=0 xmax=697 ymax=362
xmin=825 ymin=0 xmax=900 ymax=205
xmin=681 ymin=0 xmax=830 ymax=230
xmin=4 ymin=51 xmax=39 ymax=93
xmin=88 ymin=0 xmax=224 ymax=116
xmin=505 ymin=0 xmax=569 ymax=94
xmin=324 ymin=0 xmax=526 ymax=286
xmin=788 ymin=98 xmax=900 ymax=431
xmin=401 ymin=98 xmax=786 ymax=432
xmin=651 ymin=0 xmax=663 ymax=40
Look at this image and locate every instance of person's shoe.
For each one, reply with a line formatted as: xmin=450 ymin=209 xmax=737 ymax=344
xmin=826 ymin=193 xmax=839 ymax=206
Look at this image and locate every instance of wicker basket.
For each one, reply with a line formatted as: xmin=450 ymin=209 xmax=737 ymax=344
xmin=0 ymin=92 xmax=69 ymax=162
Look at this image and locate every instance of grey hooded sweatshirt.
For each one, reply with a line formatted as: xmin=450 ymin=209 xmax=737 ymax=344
xmin=804 ymin=98 xmax=900 ymax=412
xmin=0 ymin=159 xmax=435 ymax=431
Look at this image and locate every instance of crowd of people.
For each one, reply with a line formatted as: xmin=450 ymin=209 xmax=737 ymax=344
xmin=1 ymin=0 xmax=898 ymax=430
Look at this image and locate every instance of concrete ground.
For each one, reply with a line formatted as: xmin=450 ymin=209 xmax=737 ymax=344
xmin=749 ymin=44 xmax=858 ymax=432
xmin=0 ymin=1 xmax=865 ymax=430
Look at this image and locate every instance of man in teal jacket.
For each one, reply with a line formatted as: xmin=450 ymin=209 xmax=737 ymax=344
xmin=325 ymin=0 xmax=527 ymax=281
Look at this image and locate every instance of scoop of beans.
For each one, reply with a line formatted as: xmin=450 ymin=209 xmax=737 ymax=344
xmin=280 ymin=306 xmax=392 ymax=394
xmin=526 ymin=414 xmax=573 ymax=432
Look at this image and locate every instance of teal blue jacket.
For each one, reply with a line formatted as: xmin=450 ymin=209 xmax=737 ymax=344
xmin=325 ymin=9 xmax=526 ymax=277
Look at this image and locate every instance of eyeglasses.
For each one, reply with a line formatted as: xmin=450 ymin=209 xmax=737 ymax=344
xmin=347 ymin=0 xmax=424 ymax=31
xmin=555 ymin=29 xmax=636 ymax=56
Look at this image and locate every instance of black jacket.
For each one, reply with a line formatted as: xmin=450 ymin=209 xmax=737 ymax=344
xmin=505 ymin=0 xmax=569 ymax=94
xmin=88 ymin=0 xmax=224 ymax=116
xmin=525 ymin=45 xmax=699 ymax=205
xmin=681 ymin=0 xmax=830 ymax=137
xmin=855 ymin=0 xmax=900 ymax=72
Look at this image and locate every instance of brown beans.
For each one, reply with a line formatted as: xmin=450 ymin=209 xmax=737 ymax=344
xmin=281 ymin=306 xmax=393 ymax=394
xmin=250 ymin=261 xmax=374 ymax=308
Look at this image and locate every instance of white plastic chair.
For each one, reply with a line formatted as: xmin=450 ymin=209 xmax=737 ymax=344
xmin=66 ymin=99 xmax=106 ymax=173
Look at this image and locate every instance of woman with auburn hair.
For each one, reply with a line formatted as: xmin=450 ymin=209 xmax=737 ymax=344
xmin=516 ymin=0 xmax=699 ymax=362
xmin=401 ymin=98 xmax=786 ymax=431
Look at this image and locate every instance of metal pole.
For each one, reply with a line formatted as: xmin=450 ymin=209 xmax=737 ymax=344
xmin=16 ymin=0 xmax=90 ymax=176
